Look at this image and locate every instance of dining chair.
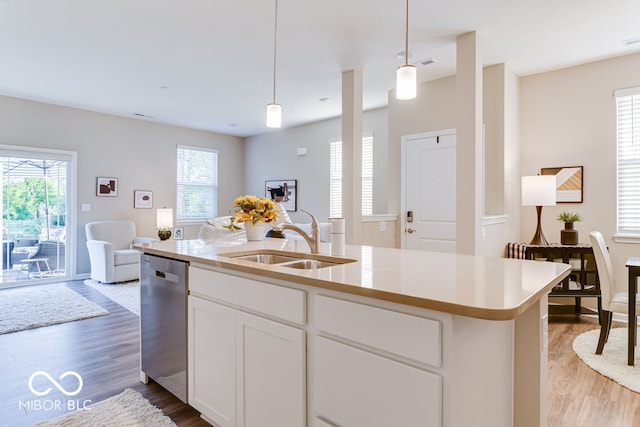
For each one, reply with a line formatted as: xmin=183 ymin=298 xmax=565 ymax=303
xmin=589 ymin=231 xmax=640 ymax=354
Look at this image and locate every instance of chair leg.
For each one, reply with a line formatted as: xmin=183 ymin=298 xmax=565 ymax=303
xmin=596 ymin=310 xmax=613 ymax=355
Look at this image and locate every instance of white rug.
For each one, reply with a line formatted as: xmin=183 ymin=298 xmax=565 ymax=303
xmin=0 ymin=284 xmax=108 ymax=334
xmin=84 ymin=279 xmax=140 ymax=315
xmin=31 ymin=388 xmax=176 ymax=426
xmin=573 ymin=327 xmax=640 ymax=393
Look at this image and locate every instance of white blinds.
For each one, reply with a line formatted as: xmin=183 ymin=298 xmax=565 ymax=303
xmin=176 ymin=145 xmax=218 ymax=222
xmin=328 ymin=135 xmax=374 ymax=218
xmin=361 ymin=135 xmax=373 ymax=216
xmin=616 ymin=87 xmax=640 ymax=234
xmin=329 ymin=140 xmax=342 ymax=218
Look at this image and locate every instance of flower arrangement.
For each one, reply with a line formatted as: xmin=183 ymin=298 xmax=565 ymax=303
xmin=226 ymin=195 xmax=279 ymax=230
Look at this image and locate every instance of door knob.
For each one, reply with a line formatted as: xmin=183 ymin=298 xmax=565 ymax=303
xmin=406 ymin=228 xmax=416 ymax=234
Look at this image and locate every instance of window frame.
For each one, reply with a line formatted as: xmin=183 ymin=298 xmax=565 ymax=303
xmin=176 ymin=145 xmax=219 ymax=224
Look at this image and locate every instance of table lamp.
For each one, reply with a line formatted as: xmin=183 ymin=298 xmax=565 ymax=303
xmin=522 ymin=175 xmax=556 ymax=245
xmin=157 ymin=208 xmax=173 ymax=240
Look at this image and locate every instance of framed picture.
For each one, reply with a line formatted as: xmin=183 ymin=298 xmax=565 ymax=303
xmin=265 ymin=179 xmax=297 ymax=211
xmin=134 ymin=190 xmax=153 ymax=208
xmin=541 ymin=166 xmax=583 ymax=203
xmin=96 ymin=177 xmax=118 ymax=197
xmin=173 ymin=227 xmax=184 ymax=240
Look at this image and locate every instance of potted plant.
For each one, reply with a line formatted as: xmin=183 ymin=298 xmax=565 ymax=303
xmin=225 ymin=195 xmax=279 ymax=241
xmin=557 ymin=211 xmax=582 ymax=245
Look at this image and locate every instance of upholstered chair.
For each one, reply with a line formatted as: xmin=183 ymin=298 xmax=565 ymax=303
xmin=589 ymin=230 xmax=640 ymax=354
xmin=85 ymin=220 xmax=155 ymax=283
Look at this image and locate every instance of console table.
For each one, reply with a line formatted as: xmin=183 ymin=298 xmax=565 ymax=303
xmin=525 ymin=243 xmax=601 ymax=317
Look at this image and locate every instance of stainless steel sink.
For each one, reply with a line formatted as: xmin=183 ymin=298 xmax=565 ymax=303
xmin=277 ymin=259 xmax=342 ymax=269
xmin=221 ymin=249 xmax=356 ymax=269
xmin=232 ymin=254 xmax=301 ymax=264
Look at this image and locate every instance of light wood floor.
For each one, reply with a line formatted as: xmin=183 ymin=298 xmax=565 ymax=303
xmin=0 ymin=281 xmax=639 ymax=426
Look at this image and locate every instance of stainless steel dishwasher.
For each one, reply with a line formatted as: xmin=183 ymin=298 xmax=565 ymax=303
xmin=140 ymin=253 xmax=189 ymax=403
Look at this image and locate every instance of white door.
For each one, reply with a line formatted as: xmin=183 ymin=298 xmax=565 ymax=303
xmin=237 ymin=311 xmax=306 ymax=427
xmin=402 ymin=130 xmax=456 ymax=253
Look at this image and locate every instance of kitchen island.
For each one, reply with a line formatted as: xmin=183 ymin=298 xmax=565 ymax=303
xmin=138 ymin=236 xmax=570 ymax=427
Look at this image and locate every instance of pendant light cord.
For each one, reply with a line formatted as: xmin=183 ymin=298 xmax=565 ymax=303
xmin=404 ymin=0 xmax=409 ymax=66
xmin=272 ymin=0 xmax=278 ymax=104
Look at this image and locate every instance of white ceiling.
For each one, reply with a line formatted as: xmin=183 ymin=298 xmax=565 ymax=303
xmin=1 ymin=0 xmax=639 ymax=137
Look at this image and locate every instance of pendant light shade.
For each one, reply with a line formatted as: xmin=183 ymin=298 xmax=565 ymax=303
xmin=396 ymin=0 xmax=416 ymax=100
xmin=266 ymin=102 xmax=282 ymax=128
xmin=266 ymin=0 xmax=282 ymax=128
xmin=396 ymin=64 xmax=417 ymax=100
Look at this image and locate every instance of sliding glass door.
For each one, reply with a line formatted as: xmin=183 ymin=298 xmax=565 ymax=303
xmin=0 ymin=150 xmax=72 ymax=287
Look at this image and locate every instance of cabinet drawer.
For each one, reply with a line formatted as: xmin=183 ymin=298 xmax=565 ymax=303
xmin=190 ymin=267 xmax=306 ymax=325
xmin=315 ymin=294 xmax=441 ymax=366
xmin=314 ymin=336 xmax=442 ymax=427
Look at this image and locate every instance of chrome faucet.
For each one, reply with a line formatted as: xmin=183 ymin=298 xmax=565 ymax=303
xmin=274 ymin=209 xmax=320 ymax=253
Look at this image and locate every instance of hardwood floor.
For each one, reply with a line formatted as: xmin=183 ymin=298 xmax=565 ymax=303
xmin=1 ymin=281 xmax=639 ymax=426
xmin=0 ymin=280 xmax=208 ymax=427
xmin=548 ymin=313 xmax=640 ymax=426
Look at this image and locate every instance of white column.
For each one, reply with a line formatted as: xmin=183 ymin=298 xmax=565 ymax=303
xmin=342 ymin=69 xmax=363 ymax=245
xmin=456 ymin=31 xmax=483 ymax=255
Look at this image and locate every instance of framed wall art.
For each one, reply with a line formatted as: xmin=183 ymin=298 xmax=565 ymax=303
xmin=541 ymin=166 xmax=583 ymax=203
xmin=96 ymin=177 xmax=118 ymax=197
xmin=265 ymin=179 xmax=297 ymax=211
xmin=134 ymin=190 xmax=153 ymax=208
xmin=173 ymin=227 xmax=184 ymax=240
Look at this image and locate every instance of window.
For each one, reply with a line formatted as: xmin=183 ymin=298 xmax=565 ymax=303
xmin=329 ymin=139 xmax=342 ymax=218
xmin=329 ymin=134 xmax=373 ymax=218
xmin=361 ymin=135 xmax=373 ymax=216
xmin=176 ymin=145 xmax=218 ymax=223
xmin=616 ymin=88 xmax=640 ymax=236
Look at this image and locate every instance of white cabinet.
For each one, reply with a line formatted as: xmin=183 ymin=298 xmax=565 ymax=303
xmin=189 ymin=296 xmax=236 ymax=427
xmin=188 ymin=266 xmax=306 ymax=427
xmin=313 ymin=293 xmax=443 ymax=427
xmin=314 ymin=336 xmax=442 ymax=427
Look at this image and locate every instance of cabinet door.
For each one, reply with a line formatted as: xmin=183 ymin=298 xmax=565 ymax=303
xmin=314 ymin=336 xmax=442 ymax=427
xmin=237 ymin=311 xmax=306 ymax=427
xmin=188 ymin=296 xmax=236 ymax=427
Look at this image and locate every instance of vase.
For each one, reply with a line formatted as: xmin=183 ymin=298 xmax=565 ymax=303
xmin=560 ymin=222 xmax=578 ymax=245
xmin=244 ymin=222 xmax=266 ymax=241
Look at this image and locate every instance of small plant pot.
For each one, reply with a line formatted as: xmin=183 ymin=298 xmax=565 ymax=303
xmin=561 ymin=222 xmax=578 ymax=245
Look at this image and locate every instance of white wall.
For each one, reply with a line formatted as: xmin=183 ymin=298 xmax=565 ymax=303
xmin=0 ymin=95 xmax=244 ymax=277
xmin=244 ymin=108 xmax=389 ymax=224
xmin=520 ymin=51 xmax=640 ymax=288
xmin=388 ymin=65 xmax=520 ymax=255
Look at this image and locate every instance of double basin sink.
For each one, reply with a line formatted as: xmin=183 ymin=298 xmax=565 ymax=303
xmin=221 ymin=249 xmax=356 ymax=270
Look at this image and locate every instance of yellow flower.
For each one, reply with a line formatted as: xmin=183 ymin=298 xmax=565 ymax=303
xmin=227 ymin=194 xmax=280 ymax=228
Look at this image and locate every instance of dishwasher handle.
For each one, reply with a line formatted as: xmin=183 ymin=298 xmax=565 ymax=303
xmin=154 ymin=270 xmax=180 ymax=284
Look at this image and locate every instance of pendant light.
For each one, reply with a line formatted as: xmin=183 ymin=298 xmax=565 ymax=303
xmin=396 ymin=0 xmax=416 ymax=100
xmin=266 ymin=0 xmax=282 ymax=128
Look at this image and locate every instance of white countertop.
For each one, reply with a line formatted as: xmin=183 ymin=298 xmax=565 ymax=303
xmin=138 ymin=235 xmax=571 ymax=321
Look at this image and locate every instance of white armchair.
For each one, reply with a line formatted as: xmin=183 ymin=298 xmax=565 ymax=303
xmin=85 ymin=220 xmax=156 ymax=283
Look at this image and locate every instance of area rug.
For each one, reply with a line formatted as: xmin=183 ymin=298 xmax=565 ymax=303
xmin=84 ymin=279 xmax=140 ymax=315
xmin=0 ymin=284 xmax=108 ymax=334
xmin=573 ymin=327 xmax=640 ymax=393
xmin=31 ymin=388 xmax=176 ymax=426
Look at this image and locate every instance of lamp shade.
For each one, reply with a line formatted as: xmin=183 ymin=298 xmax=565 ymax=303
xmin=266 ymin=103 xmax=282 ymax=128
xmin=522 ymin=175 xmax=556 ymax=206
xmin=157 ymin=208 xmax=174 ymax=229
xmin=396 ymin=65 xmax=417 ymax=100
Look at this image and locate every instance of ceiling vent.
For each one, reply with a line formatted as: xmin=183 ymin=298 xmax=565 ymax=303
xmin=624 ymin=37 xmax=640 ymax=47
xmin=413 ymin=57 xmax=437 ymax=67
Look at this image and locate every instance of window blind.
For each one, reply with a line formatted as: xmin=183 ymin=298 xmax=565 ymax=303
xmin=328 ymin=135 xmax=374 ymax=218
xmin=329 ymin=140 xmax=342 ymax=218
xmin=616 ymin=87 xmax=640 ymax=234
xmin=361 ymin=135 xmax=373 ymax=216
xmin=176 ymin=145 xmax=218 ymax=222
